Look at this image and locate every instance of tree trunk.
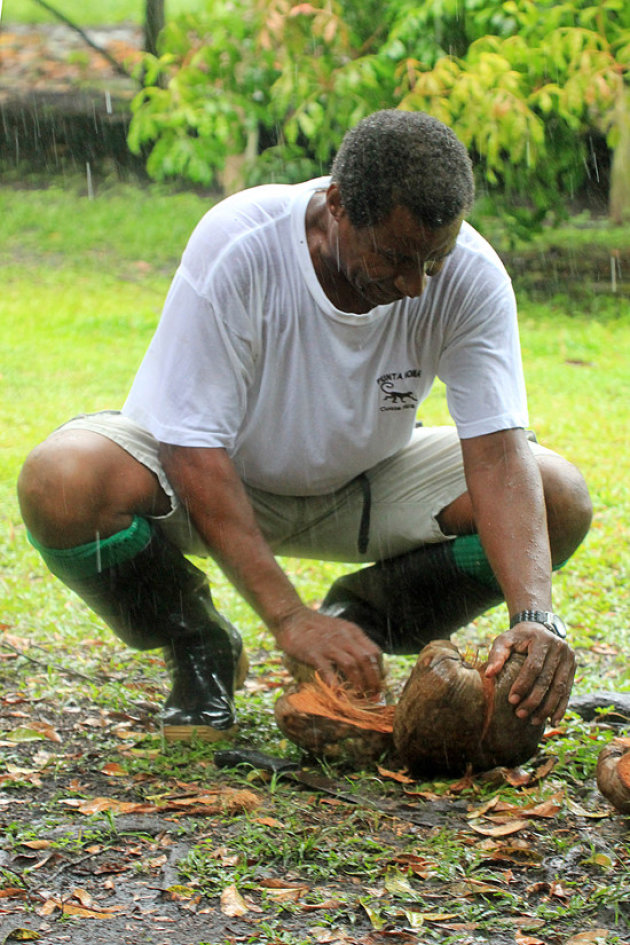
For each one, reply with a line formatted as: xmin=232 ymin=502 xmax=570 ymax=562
xmin=144 ymin=0 xmax=165 ymax=56
xmin=609 ymin=89 xmax=630 ymax=225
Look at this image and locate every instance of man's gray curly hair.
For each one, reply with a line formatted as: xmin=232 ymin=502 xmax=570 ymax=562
xmin=331 ymin=110 xmax=474 ymax=229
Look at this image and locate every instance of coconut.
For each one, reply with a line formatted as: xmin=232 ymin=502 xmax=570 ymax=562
xmin=393 ymin=640 xmax=546 ymax=777
xmin=596 ymin=737 xmax=630 ymax=814
xmin=273 ymin=676 xmax=395 ymax=765
xmin=275 ymin=641 xmax=547 ymax=774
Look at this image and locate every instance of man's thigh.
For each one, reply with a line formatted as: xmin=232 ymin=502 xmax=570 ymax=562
xmin=253 ymin=426 xmax=466 ymax=562
xmin=257 ymin=426 xmax=555 ymax=563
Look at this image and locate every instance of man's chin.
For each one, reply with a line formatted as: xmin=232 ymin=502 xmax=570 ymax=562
xmin=361 ymin=285 xmax=402 ymax=307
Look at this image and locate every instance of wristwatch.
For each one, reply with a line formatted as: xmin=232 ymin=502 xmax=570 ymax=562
xmin=509 ymin=610 xmax=568 ymax=639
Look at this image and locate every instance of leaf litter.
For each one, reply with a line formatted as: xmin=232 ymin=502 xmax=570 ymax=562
xmin=1 ymin=631 xmax=630 ymax=944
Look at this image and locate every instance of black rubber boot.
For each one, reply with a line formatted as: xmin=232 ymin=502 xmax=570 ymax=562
xmin=54 ymin=525 xmax=248 ymax=741
xmin=320 ymin=541 xmax=503 ymax=655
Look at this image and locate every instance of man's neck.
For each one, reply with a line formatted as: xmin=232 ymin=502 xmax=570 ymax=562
xmin=304 ymin=191 xmax=372 ymax=314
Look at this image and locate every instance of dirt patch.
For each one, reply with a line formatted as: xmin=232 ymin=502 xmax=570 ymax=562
xmin=0 ymin=22 xmax=145 ymax=175
xmin=1 ymin=631 xmax=629 ymax=945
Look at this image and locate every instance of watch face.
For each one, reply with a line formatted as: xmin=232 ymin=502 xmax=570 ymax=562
xmin=545 ymin=614 xmax=567 ymax=639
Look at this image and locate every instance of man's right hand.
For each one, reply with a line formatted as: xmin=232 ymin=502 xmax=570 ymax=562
xmin=274 ymin=606 xmax=385 ymax=696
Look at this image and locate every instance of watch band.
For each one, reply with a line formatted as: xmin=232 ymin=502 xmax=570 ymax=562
xmin=509 ymin=610 xmax=566 ymax=638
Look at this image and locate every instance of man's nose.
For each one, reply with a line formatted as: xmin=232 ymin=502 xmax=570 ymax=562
xmin=394 ymin=268 xmax=426 ymax=298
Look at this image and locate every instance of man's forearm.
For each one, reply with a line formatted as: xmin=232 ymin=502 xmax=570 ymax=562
xmin=157 ymin=443 xmax=386 ymax=693
xmin=159 ymin=444 xmax=304 ymax=633
xmin=462 ymin=431 xmax=552 ymax=616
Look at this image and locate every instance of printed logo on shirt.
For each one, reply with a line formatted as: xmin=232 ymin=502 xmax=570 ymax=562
xmin=377 ymin=369 xmax=421 ymax=412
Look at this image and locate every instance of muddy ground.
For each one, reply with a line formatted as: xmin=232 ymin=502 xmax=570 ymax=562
xmin=1 ymin=632 xmax=629 ymax=945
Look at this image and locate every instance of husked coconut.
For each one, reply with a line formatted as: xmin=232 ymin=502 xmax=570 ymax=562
xmin=393 ymin=640 xmax=546 ymax=777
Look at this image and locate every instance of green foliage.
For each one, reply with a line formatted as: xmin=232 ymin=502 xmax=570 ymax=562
xmin=126 ymin=0 xmax=630 ymax=234
xmin=127 ymin=0 xmax=397 ymax=188
xmin=127 ymin=2 xmax=280 ymax=187
xmin=398 ymin=0 xmax=630 ymax=228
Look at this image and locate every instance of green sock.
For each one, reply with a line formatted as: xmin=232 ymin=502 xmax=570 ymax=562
xmin=451 ymin=534 xmax=500 ymax=589
xmin=451 ymin=533 xmax=568 ymax=590
xmin=27 ymin=516 xmax=152 ymax=582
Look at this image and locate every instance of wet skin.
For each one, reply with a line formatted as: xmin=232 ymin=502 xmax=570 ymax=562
xmin=308 ymin=183 xmax=462 ymax=313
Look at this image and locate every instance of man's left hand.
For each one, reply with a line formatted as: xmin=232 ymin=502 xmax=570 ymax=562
xmin=484 ymin=623 xmax=576 ymax=725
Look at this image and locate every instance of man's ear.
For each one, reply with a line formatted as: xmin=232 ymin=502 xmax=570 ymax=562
xmin=326 ymin=183 xmax=345 ymax=221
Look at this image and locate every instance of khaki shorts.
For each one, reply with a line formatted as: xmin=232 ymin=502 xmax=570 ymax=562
xmin=57 ymin=411 xmax=553 ymax=563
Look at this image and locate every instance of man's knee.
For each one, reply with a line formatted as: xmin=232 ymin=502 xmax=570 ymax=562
xmin=19 ymin=435 xmax=106 ymax=546
xmin=17 ymin=431 xmax=166 ymax=548
xmin=539 ymin=453 xmax=593 ymax=563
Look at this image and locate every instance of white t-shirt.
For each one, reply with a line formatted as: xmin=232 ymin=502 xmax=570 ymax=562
xmin=123 ymin=178 xmax=528 ymax=495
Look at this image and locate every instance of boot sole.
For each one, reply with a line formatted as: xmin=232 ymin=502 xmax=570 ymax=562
xmin=162 ymin=722 xmax=239 ymax=742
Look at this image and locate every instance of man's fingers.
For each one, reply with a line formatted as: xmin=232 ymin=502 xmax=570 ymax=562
xmin=484 ymin=637 xmax=512 ymax=678
xmin=277 ymin=608 xmax=385 ymax=695
xmin=485 ymin=625 xmax=576 ymax=724
xmin=533 ymin=659 xmax=576 ymax=726
xmin=331 ymin=632 xmax=384 ymax=694
xmin=510 ymin=646 xmax=575 ymax=723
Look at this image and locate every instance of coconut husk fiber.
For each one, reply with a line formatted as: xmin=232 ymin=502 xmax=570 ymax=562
xmin=274 ymin=675 xmax=396 ymax=765
xmin=596 ymin=737 xmax=630 ymax=814
xmin=275 ymin=640 xmax=546 ymax=776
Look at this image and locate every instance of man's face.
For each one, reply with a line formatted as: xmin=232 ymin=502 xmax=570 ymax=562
xmin=327 ymin=185 xmax=462 ymax=311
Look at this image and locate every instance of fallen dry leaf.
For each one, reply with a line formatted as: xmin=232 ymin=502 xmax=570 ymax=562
xmin=469 ymin=819 xmax=529 ymax=837
xmin=220 ymin=884 xmax=249 ymax=917
xmin=265 ymin=886 xmax=306 ymax=902
xmin=377 ymin=765 xmax=415 ymax=784
xmin=38 ymin=896 xmax=122 ymax=919
xmin=564 ymin=930 xmax=611 ymax=945
xmin=69 ymin=888 xmax=94 ymax=907
xmin=253 ymin=815 xmax=284 ymax=828
xmin=391 ymin=853 xmax=433 ymax=879
xmin=502 ymin=767 xmax=533 ymax=787
xmin=259 ymin=878 xmax=310 ymax=891
xmin=301 ymin=899 xmax=344 ymax=911
xmin=0 ymin=887 xmax=28 ymax=900
xmin=515 ymin=933 xmax=545 ymax=945
xmin=548 ymin=881 xmax=572 ymax=900
xmin=1 ymin=930 xmax=41 ymax=941
xmin=58 ymin=787 xmax=261 ymax=817
xmin=565 ymin=797 xmax=610 ymax=819
xmin=101 ymin=762 xmax=126 ymax=777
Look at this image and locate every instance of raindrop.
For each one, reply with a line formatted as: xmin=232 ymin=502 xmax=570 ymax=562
xmin=105 ymin=90 xmax=112 ymax=115
xmin=86 ymin=161 xmax=94 ymax=200
xmin=589 ymin=136 xmax=600 ymax=182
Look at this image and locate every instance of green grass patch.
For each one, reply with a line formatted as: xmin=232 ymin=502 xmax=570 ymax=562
xmin=2 ymin=177 xmax=629 ymax=691
xmin=1 ymin=175 xmax=629 ymax=943
xmin=2 ymin=0 xmax=205 ymax=26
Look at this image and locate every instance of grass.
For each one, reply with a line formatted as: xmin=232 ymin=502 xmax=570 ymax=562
xmin=2 ymin=176 xmax=629 ymax=690
xmin=1 ymin=176 xmax=629 ymax=943
xmin=1 ymin=0 xmax=204 ymax=25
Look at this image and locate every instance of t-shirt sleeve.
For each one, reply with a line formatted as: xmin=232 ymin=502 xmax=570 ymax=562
xmin=122 ymin=268 xmax=255 ymax=449
xmin=437 ymin=272 xmax=529 ymax=439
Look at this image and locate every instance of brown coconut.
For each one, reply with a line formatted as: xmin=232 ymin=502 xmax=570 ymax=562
xmin=596 ymin=737 xmax=630 ymax=814
xmin=393 ymin=640 xmax=546 ymax=777
xmin=274 ymin=676 xmax=395 ymax=765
